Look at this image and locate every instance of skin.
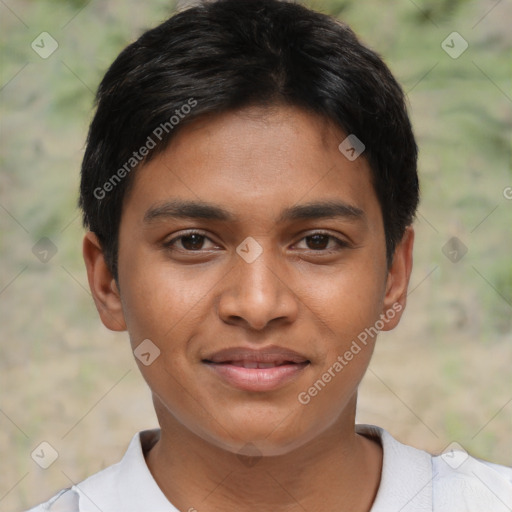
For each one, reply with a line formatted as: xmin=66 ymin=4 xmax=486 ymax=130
xmin=83 ymin=105 xmax=414 ymax=512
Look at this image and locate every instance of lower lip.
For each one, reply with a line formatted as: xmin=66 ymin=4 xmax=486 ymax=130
xmin=204 ymin=362 xmax=309 ymax=392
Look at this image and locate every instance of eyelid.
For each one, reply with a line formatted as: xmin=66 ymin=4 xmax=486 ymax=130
xmin=163 ymin=229 xmax=215 ymax=247
xmin=163 ymin=229 xmax=350 ymax=252
xmin=293 ymin=230 xmax=350 ymax=250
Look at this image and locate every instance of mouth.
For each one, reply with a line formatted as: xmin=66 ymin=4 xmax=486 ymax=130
xmin=202 ymin=346 xmax=310 ymax=392
xmin=209 ymin=359 xmax=306 ymax=369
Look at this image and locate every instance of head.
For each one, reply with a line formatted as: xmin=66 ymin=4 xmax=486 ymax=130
xmin=81 ymin=0 xmax=418 ymax=456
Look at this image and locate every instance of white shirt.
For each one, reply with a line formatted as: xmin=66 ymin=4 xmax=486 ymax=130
xmin=26 ymin=424 xmax=512 ymax=511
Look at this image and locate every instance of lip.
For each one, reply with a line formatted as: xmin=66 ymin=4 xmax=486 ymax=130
xmin=202 ymin=345 xmax=310 ymax=392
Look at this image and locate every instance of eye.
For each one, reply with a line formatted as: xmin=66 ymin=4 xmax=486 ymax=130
xmin=163 ymin=230 xmax=217 ymax=251
xmin=294 ymin=232 xmax=349 ymax=252
xmin=163 ymin=230 xmax=349 ymax=254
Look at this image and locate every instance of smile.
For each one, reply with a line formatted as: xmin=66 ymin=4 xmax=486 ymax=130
xmin=202 ymin=359 xmax=310 ymax=392
xmin=222 ymin=359 xmax=297 ymax=369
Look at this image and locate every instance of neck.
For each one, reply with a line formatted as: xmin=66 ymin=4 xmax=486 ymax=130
xmin=145 ymin=396 xmax=382 ymax=512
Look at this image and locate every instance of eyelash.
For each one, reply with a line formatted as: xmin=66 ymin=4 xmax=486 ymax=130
xmin=163 ymin=229 xmax=350 ymax=253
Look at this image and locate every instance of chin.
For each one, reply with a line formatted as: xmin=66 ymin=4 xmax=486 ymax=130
xmin=202 ymin=412 xmax=320 ymax=457
xmin=214 ymin=433 xmax=310 ymax=458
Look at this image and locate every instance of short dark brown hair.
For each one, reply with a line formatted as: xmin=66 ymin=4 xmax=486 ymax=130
xmin=79 ymin=0 xmax=419 ymax=279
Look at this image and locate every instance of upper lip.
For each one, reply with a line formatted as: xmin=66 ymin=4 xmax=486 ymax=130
xmin=203 ymin=345 xmax=309 ymax=364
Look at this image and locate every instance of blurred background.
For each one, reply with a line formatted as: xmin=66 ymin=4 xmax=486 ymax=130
xmin=1 ymin=0 xmax=511 ymax=509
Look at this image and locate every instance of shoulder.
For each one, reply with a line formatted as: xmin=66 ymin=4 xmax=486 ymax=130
xmin=24 ymin=429 xmax=168 ymax=512
xmin=432 ymin=451 xmax=512 ymax=511
xmin=23 ymin=432 xmax=140 ymax=512
xmin=356 ymin=424 xmax=512 ymax=512
xmin=24 ymin=488 xmax=79 ymax=512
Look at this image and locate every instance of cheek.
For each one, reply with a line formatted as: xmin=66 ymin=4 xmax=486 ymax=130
xmin=298 ymin=256 xmax=385 ymax=391
xmin=293 ymin=326 xmax=376 ymax=441
xmin=306 ymin=258 xmax=386 ymax=342
xmin=118 ymin=254 xmax=217 ymax=348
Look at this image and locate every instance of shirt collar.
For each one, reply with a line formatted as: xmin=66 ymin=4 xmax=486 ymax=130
xmin=74 ymin=429 xmax=177 ymax=512
xmin=73 ymin=425 xmax=433 ymax=511
xmin=356 ymin=424 xmax=433 ymax=511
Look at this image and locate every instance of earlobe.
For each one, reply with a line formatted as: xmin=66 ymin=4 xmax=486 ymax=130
xmin=82 ymin=231 xmax=127 ymax=332
xmin=381 ymin=226 xmax=415 ymax=331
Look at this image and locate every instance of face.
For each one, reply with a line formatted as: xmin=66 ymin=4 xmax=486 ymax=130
xmin=84 ymin=105 xmax=413 ymax=456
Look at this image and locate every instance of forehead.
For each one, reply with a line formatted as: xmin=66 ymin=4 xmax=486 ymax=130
xmin=121 ymin=105 xmax=382 ymax=229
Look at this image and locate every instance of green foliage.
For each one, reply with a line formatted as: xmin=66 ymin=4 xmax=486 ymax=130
xmin=407 ymin=0 xmax=473 ymax=24
xmin=306 ymin=0 xmax=352 ymax=16
xmin=1 ymin=3 xmax=511 ymax=506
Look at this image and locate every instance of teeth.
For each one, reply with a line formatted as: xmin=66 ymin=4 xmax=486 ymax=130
xmin=229 ymin=360 xmax=288 ymax=369
xmin=257 ymin=362 xmax=277 ymax=369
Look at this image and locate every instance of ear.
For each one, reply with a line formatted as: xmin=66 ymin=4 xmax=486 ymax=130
xmin=82 ymin=231 xmax=127 ymax=331
xmin=380 ymin=225 xmax=414 ymax=331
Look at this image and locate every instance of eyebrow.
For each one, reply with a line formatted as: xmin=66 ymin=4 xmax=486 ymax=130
xmin=143 ymin=198 xmax=365 ymax=224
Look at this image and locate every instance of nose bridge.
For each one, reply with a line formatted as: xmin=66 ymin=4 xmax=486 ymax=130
xmin=218 ymin=238 xmax=298 ymax=330
xmin=239 ymin=247 xmax=279 ymax=297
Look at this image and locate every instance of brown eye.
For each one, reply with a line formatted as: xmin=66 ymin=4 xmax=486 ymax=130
xmin=163 ymin=230 xmax=216 ymax=251
xmin=295 ymin=232 xmax=348 ymax=252
xmin=305 ymin=234 xmax=331 ymax=250
xmin=179 ymin=233 xmax=206 ymax=250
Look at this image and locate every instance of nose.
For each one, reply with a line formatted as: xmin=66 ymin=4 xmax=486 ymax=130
xmin=217 ymin=243 xmax=299 ymax=331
